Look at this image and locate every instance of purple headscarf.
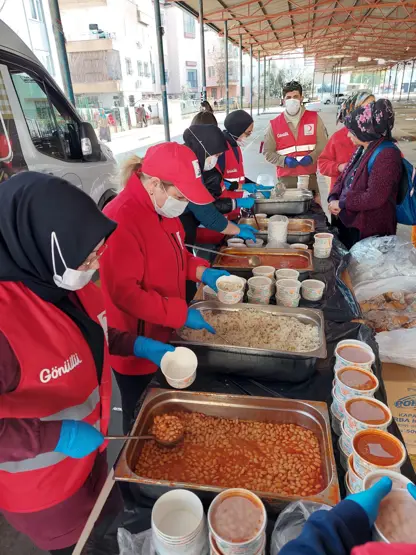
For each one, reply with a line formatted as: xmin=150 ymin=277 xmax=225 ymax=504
xmin=345 ymin=99 xmax=395 ymax=142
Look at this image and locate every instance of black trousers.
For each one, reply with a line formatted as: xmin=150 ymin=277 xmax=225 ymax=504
xmin=50 ymin=547 xmax=75 ymax=555
xmin=334 ymin=217 xmax=361 ymax=250
xmin=114 ymin=370 xmax=154 ymax=434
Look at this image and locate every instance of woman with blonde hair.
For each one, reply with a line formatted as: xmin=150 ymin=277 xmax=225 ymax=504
xmin=100 ymin=143 xmax=229 ymax=433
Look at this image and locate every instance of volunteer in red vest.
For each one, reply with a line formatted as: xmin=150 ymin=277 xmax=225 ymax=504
xmin=100 ymin=143 xmax=229 ymax=434
xmin=0 ymin=173 xmax=175 ymax=554
xmin=263 ymin=81 xmax=327 ymax=202
xmin=219 ymin=109 xmax=273 ymax=199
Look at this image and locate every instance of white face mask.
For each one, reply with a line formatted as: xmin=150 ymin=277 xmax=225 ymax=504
xmin=51 ymin=232 xmax=95 ymax=291
xmin=285 ymin=98 xmax=301 ymax=116
xmin=204 ymin=155 xmax=218 ymax=171
xmin=154 ymin=185 xmax=188 ymax=218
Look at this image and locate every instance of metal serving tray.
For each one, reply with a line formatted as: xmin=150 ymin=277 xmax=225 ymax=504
xmin=255 ymin=190 xmax=313 ymax=216
xmin=114 ymin=389 xmax=341 ymax=510
xmin=171 ymin=301 xmax=327 ymax=381
xmin=212 ymin=247 xmax=313 ymax=278
xmin=239 ymin=218 xmax=315 ymax=244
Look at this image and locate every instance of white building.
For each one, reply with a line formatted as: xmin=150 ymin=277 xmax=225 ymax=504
xmin=0 ymin=0 xmax=63 ymax=89
xmin=59 ymin=0 xmax=160 ymax=108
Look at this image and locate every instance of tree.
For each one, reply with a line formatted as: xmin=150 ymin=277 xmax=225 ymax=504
xmin=213 ymin=44 xmax=226 ymax=98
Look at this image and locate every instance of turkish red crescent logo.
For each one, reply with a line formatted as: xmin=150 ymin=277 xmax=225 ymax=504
xmin=305 ymin=124 xmax=313 ymax=133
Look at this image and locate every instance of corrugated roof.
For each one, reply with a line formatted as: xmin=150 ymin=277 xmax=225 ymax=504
xmin=173 ymin=0 xmax=416 ymax=71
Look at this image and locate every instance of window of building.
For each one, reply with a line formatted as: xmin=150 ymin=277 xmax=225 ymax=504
xmin=11 ymin=70 xmax=83 ymax=161
xmin=187 ymin=69 xmax=198 ymax=90
xmin=125 ymin=58 xmax=133 ymax=75
xmin=208 ymin=66 xmax=215 ymax=78
xmin=29 ymin=0 xmax=43 ymax=21
xmin=183 ymin=12 xmax=195 ymax=38
xmin=144 ymin=62 xmax=150 ymax=77
xmin=211 ymin=87 xmax=217 ymax=99
xmin=137 ymin=61 xmax=143 ymax=76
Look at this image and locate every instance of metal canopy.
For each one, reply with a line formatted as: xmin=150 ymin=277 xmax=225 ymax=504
xmin=173 ymin=0 xmax=416 ymax=72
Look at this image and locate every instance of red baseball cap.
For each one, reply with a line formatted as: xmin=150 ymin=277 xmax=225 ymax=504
xmin=141 ymin=142 xmax=213 ymax=205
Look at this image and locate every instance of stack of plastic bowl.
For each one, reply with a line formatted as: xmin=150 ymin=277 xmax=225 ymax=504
xmin=346 ymin=454 xmax=363 ymax=494
xmin=208 ymin=489 xmax=267 ymax=555
xmin=334 ymin=340 xmax=375 ymax=372
xmin=352 ymin=429 xmax=407 ymax=480
xmin=297 ymin=175 xmax=310 ymax=190
xmin=151 ymin=489 xmax=208 ymax=555
xmin=246 ymin=238 xmax=264 ymax=248
xmin=203 ymin=285 xmax=217 ymax=300
xmin=267 ymin=215 xmax=289 ymax=244
xmin=252 ymin=265 xmax=275 ymax=280
xmin=313 ymin=232 xmax=334 ymax=259
xmin=275 ymin=278 xmax=301 ymax=308
xmin=227 ymin=238 xmax=247 ymax=248
xmin=216 ymin=276 xmax=245 ymax=305
xmin=247 ymin=276 xmax=273 ymax=305
xmin=275 ymin=268 xmax=300 ymax=282
xmin=290 ymin=243 xmax=309 ymax=251
xmin=301 ymin=279 xmax=326 ymax=301
xmin=160 ymin=347 xmax=198 ymax=389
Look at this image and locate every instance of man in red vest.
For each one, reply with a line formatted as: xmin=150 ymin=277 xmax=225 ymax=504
xmin=263 ymin=81 xmax=327 ymax=201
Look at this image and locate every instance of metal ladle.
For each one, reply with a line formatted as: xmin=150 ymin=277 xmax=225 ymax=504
xmin=105 ymin=431 xmax=184 ymax=448
xmin=185 ymin=244 xmax=261 ymax=267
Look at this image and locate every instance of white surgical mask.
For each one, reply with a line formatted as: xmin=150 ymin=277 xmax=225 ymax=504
xmin=285 ymin=98 xmax=301 ymax=116
xmin=154 ymin=185 xmax=188 ymax=218
xmin=204 ymin=155 xmax=218 ymax=171
xmin=51 ymin=232 xmax=95 ymax=291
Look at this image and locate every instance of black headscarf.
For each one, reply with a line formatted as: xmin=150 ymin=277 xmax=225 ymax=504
xmin=224 ymin=110 xmax=253 ymax=141
xmin=345 ymin=99 xmax=395 ymax=143
xmin=0 ymin=172 xmax=117 ymax=381
xmin=183 ymin=125 xmax=228 ymax=171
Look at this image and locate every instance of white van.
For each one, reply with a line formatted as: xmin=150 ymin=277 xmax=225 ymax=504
xmin=0 ymin=21 xmax=117 ymax=207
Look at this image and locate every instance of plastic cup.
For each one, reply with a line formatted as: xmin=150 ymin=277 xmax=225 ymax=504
xmin=301 ymin=279 xmax=326 ymax=301
xmin=334 ymin=366 xmax=379 ymax=400
xmin=275 ymin=268 xmax=300 ymax=281
xmin=340 ymin=419 xmax=354 ymax=456
xmin=334 ymin=340 xmax=375 ymax=372
xmin=255 ymin=213 xmax=267 ymax=219
xmin=227 ymin=237 xmax=245 ymax=244
xmin=268 ymin=215 xmax=289 ymax=244
xmin=344 ymin=397 xmax=392 ymax=435
xmin=216 ymin=276 xmax=245 ymax=305
xmin=330 ymin=404 xmax=343 ymax=436
xmin=338 ymin=436 xmax=349 ymax=471
xmin=247 ymin=291 xmax=271 ymax=305
xmin=363 ymin=469 xmax=413 ymax=492
xmin=297 ymin=175 xmax=310 ymax=190
xmin=208 ymin=489 xmax=267 ymax=555
xmin=330 ymin=386 xmax=345 ymax=420
xmin=247 ymin=276 xmax=273 ymax=291
xmin=246 ymin=238 xmax=264 ymax=248
xmin=345 ymin=473 xmax=354 ymax=496
xmin=252 ymin=266 xmax=275 ymax=280
xmin=152 ymin=489 xmax=206 ymax=554
xmin=314 ymin=232 xmax=334 ymax=249
xmin=276 ymin=278 xmax=301 ymax=298
xmin=290 ymin=243 xmax=309 ymax=250
xmin=227 ymin=241 xmax=247 ymax=248
xmin=161 ymin=347 xmax=198 ymax=390
xmin=352 ymin=429 xmax=407 ymax=479
xmin=347 ymin=454 xmax=363 ymax=493
xmin=313 ymin=245 xmax=332 ymax=259
xmin=203 ymin=285 xmax=217 ymax=300
xmin=276 ymin=294 xmax=300 ymax=308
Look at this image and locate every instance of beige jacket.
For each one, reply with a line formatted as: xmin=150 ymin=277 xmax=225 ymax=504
xmin=263 ymin=108 xmax=328 ymax=168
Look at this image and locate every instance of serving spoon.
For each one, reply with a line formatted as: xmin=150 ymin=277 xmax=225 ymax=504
xmin=105 ymin=432 xmax=184 ymax=448
xmin=185 ymin=244 xmax=261 ymax=267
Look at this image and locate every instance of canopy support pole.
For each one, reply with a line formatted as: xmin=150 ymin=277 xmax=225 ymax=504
xmin=198 ymin=0 xmax=206 ymax=103
xmin=408 ymin=60 xmax=415 ymax=102
xmin=257 ymin=53 xmax=261 ymax=115
xmin=153 ymin=0 xmax=170 ymax=141
xmin=239 ymin=35 xmax=243 ymax=109
xmin=224 ymin=20 xmax=229 ymax=115
xmin=250 ymin=44 xmax=253 ymax=117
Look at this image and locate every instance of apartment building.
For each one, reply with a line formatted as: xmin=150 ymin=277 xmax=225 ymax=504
xmin=59 ymin=0 xmax=160 ymax=109
xmin=0 ymin=0 xmax=63 ymax=89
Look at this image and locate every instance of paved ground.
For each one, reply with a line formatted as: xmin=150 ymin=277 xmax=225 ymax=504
xmin=2 ymin=101 xmax=416 ymax=555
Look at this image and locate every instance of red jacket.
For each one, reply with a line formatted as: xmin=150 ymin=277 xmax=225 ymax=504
xmin=0 ymin=281 xmax=111 ymax=513
xmin=353 ymin=544 xmax=415 ymax=555
xmin=100 ymin=173 xmax=208 ymax=376
xmin=318 ymin=126 xmax=356 ymax=190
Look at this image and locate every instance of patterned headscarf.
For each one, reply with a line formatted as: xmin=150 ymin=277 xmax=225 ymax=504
xmin=336 ymin=91 xmax=374 ymax=124
xmin=345 ymin=99 xmax=395 ymax=143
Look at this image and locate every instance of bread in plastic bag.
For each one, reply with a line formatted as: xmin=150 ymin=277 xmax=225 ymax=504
xmin=270 ymin=501 xmax=331 ymax=555
xmin=117 ymin=528 xmax=155 ymax=555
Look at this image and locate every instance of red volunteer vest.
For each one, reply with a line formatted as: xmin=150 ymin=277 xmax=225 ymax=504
xmin=217 ymin=142 xmax=245 ymax=220
xmin=0 ymin=281 xmax=111 ymax=513
xmin=271 ymin=110 xmax=318 ymax=177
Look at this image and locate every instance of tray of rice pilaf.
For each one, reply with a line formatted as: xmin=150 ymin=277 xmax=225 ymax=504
xmin=171 ymin=301 xmax=327 ymax=382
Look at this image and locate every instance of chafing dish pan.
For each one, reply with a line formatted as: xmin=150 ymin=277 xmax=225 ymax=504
xmin=171 ymin=301 xmax=327 ymax=381
xmin=114 ymin=388 xmax=341 ymax=510
xmin=255 ymin=190 xmax=313 ymax=215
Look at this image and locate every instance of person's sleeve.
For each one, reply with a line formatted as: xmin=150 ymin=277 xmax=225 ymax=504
xmin=184 ymin=250 xmax=209 ymax=282
xmin=245 ymin=177 xmax=255 ymax=184
xmin=203 ymin=169 xmax=223 ymax=198
xmin=0 ymin=333 xmax=61 ymax=463
xmin=108 ymin=327 xmax=136 ymax=356
xmin=318 ymin=136 xmax=341 ymax=178
xmin=214 ymin=197 xmax=235 ymax=214
xmin=328 ymin=171 xmax=343 ymax=202
xmin=263 ymin=124 xmax=286 ymax=167
xmin=100 ymin=224 xmax=188 ymax=329
xmin=222 ymin=190 xmax=244 ymax=199
xmin=279 ymin=500 xmax=372 ymax=555
xmin=343 ymin=149 xmax=402 ymax=212
xmin=188 ymin=202 xmax=229 ymax=233
xmin=310 ymin=115 xmax=328 ymax=163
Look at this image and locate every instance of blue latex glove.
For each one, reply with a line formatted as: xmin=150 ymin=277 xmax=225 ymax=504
xmin=242 ymin=183 xmax=257 ymax=193
xmin=134 ymin=336 xmax=175 ymax=366
xmin=236 ymin=223 xmax=257 ymax=242
xmin=224 ymin=180 xmax=233 ymax=190
xmin=54 ymin=420 xmax=104 ymax=459
xmin=185 ymin=308 xmax=216 ymax=334
xmin=201 ymin=268 xmax=230 ymax=292
xmin=236 ymin=197 xmax=255 ymax=209
xmin=408 ymin=483 xmax=416 ymax=500
xmin=259 ymin=191 xmax=271 ymax=199
xmin=346 ymin=476 xmax=392 ymax=526
xmin=257 ymin=184 xmax=275 ymax=190
xmin=299 ymin=155 xmax=313 ymax=167
xmin=285 ymin=156 xmax=299 ymax=168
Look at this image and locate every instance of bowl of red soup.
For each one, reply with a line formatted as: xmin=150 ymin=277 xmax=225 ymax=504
xmin=335 ymin=366 xmax=379 ymax=400
xmin=345 ymin=397 xmax=392 ymax=435
xmin=352 ymin=429 xmax=407 ymax=479
xmin=334 ymin=340 xmax=375 ymax=372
